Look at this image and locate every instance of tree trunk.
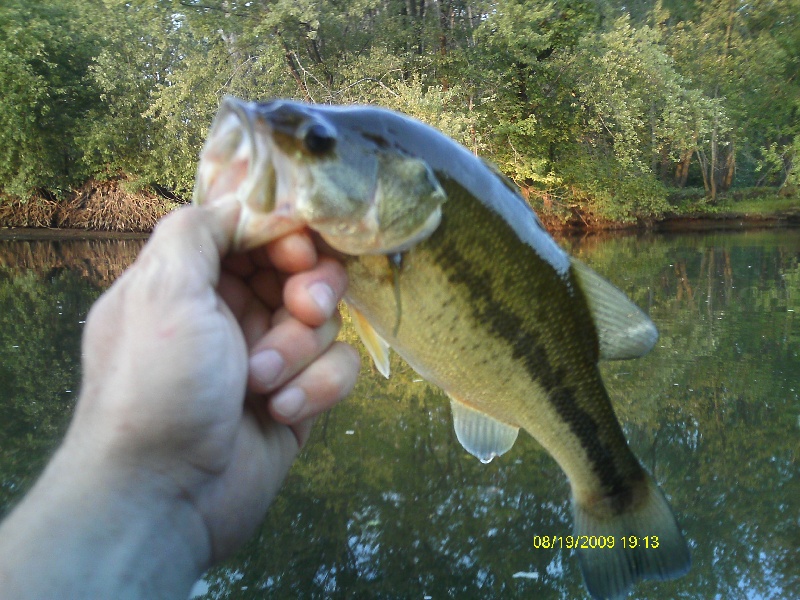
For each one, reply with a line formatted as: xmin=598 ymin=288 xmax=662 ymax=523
xmin=721 ymin=144 xmax=735 ymax=191
xmin=657 ymin=147 xmax=671 ymax=182
xmin=281 ymin=38 xmax=313 ymax=102
xmin=696 ymin=149 xmax=710 ymax=195
xmin=709 ymin=113 xmax=718 ymax=200
xmin=675 ymin=150 xmax=692 ymax=187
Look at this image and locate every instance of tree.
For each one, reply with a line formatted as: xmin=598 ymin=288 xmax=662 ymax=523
xmin=662 ymin=0 xmax=800 ymax=194
xmin=0 ymin=1 xmax=102 ymax=198
xmin=1 ymin=0 xmax=796 ymax=216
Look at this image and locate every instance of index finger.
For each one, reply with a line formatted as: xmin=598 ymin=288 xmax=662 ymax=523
xmin=263 ymin=230 xmax=318 ymax=273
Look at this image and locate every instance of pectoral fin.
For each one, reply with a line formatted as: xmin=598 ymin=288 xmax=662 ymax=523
xmin=449 ymin=395 xmax=519 ymax=464
xmin=347 ymin=302 xmax=391 ymax=378
xmin=570 ymin=258 xmax=659 ymax=360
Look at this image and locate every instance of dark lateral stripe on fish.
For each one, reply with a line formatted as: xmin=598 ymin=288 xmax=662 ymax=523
xmin=427 ymin=184 xmax=636 ymax=503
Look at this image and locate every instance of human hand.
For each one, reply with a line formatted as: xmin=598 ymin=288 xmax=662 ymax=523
xmin=0 ymin=203 xmax=360 ymax=598
xmin=78 ymin=202 xmax=359 ymax=555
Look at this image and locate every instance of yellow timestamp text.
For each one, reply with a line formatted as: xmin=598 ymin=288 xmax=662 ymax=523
xmin=532 ymin=535 xmax=660 ymax=550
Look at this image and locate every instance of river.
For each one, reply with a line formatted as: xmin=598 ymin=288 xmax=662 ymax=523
xmin=1 ymin=228 xmax=798 ymax=599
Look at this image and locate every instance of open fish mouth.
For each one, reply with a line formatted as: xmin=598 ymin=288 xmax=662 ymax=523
xmin=193 ymin=97 xmax=447 ymax=255
xmin=193 ymin=98 xmax=307 ymax=251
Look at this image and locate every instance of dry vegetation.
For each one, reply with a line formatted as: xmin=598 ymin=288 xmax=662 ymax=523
xmin=0 ymin=196 xmax=61 ymax=229
xmin=0 ymin=180 xmax=180 ymax=231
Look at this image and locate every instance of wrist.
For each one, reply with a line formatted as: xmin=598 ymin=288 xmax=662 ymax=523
xmin=0 ymin=434 xmax=211 ymax=599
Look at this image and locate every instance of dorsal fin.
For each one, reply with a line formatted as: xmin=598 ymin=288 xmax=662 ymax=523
xmin=347 ymin=302 xmax=391 ymax=378
xmin=570 ymin=258 xmax=658 ymax=360
xmin=449 ymin=395 xmax=519 ymax=463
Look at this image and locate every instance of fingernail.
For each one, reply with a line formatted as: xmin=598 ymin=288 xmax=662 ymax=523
xmin=271 ymin=387 xmax=306 ymax=420
xmin=250 ymin=349 xmax=284 ymax=389
xmin=308 ymin=282 xmax=336 ymax=317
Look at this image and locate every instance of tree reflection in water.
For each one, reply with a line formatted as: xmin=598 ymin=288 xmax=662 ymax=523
xmin=1 ymin=230 xmax=797 ymax=599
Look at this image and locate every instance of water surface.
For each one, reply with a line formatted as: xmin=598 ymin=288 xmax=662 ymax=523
xmin=0 ymin=229 xmax=797 ymax=599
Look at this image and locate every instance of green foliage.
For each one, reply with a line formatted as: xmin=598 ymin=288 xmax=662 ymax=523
xmin=80 ymin=1 xmax=229 ymax=197
xmin=558 ymin=146 xmax=670 ymax=222
xmin=535 ymin=15 xmax=702 ymax=220
xmin=0 ymin=0 xmax=797 ymax=221
xmin=658 ymin=0 xmax=800 ymax=193
xmin=370 ymin=76 xmax=481 ymax=150
xmin=788 ymin=136 xmax=800 ymax=188
xmin=0 ymin=1 xmax=103 ymax=197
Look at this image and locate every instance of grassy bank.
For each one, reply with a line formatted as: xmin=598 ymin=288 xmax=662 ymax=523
xmin=654 ymin=188 xmax=800 ymax=231
xmin=537 ymin=187 xmax=800 ymax=232
xmin=665 ymin=187 xmax=798 ymax=217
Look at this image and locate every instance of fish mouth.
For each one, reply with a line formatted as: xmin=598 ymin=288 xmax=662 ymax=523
xmin=195 ymin=97 xmax=445 ymax=255
xmin=193 ymin=97 xmax=305 ymax=251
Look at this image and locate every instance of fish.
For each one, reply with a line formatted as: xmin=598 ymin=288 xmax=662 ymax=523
xmin=193 ymin=96 xmax=691 ymax=599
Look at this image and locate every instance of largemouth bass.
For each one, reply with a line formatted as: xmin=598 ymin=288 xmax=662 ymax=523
xmin=193 ymin=97 xmax=690 ymax=599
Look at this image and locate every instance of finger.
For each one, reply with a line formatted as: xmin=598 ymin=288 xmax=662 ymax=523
xmin=288 ymin=417 xmax=317 ymax=450
xmin=248 ymin=311 xmax=342 ymax=394
xmin=220 ymin=229 xmax=316 ymax=279
xmin=268 ymin=341 xmax=360 ymax=425
xmin=246 ymin=267 xmax=288 ymax=312
xmin=264 ymin=230 xmax=317 ymax=273
xmin=282 ymin=257 xmax=348 ymax=327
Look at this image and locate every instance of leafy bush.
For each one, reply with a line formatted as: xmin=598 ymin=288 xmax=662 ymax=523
xmin=555 ymin=145 xmax=669 ymax=222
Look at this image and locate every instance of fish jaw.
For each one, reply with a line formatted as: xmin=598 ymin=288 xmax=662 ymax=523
xmin=193 ymin=97 xmax=307 ymax=250
xmin=319 ymin=203 xmax=443 ymax=255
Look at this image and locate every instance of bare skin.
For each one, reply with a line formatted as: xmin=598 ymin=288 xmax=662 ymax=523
xmin=0 ymin=201 xmax=360 ymax=598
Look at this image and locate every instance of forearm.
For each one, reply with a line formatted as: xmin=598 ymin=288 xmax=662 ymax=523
xmin=0 ymin=436 xmax=209 ymax=599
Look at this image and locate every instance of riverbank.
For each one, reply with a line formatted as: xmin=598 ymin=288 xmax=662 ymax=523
xmin=537 ymin=189 xmax=800 ymax=233
xmin=0 ymin=180 xmax=178 ymax=233
xmin=1 ymin=180 xmax=798 ymax=237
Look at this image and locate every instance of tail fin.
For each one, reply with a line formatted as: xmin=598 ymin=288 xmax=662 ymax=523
xmin=573 ymin=475 xmax=690 ymax=600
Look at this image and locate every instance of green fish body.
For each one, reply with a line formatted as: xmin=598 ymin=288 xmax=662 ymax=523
xmin=194 ymin=98 xmax=690 ymax=599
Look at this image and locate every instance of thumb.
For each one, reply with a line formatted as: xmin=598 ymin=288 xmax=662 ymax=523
xmin=131 ymin=202 xmax=242 ymax=301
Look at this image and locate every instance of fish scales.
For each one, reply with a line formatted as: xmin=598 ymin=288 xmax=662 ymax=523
xmin=193 ymin=97 xmax=691 ymax=599
xmin=343 ymin=175 xmax=645 ymax=503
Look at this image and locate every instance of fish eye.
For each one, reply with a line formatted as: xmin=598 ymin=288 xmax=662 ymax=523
xmin=302 ymin=122 xmax=336 ymax=155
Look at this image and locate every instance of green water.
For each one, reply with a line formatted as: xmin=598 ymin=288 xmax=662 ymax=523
xmin=1 ymin=230 xmax=798 ymax=599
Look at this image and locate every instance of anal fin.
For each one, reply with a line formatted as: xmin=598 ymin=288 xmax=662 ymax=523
xmin=347 ymin=302 xmax=391 ymax=378
xmin=449 ymin=395 xmax=519 ymax=464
